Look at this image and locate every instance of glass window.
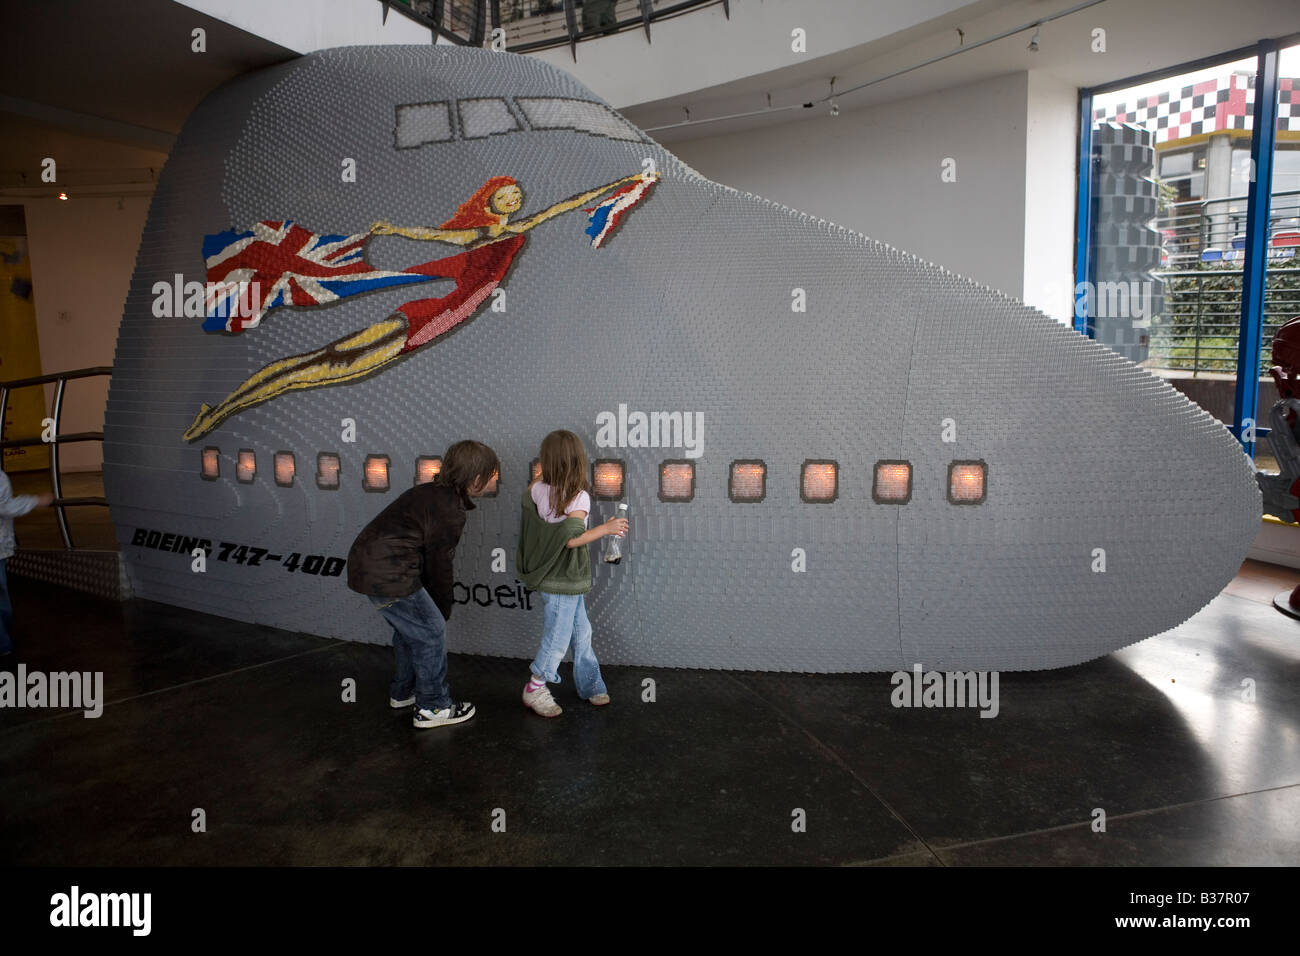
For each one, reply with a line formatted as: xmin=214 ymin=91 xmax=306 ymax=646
xmin=1161 ymin=151 xmax=1193 ymax=177
xmin=395 ymin=102 xmax=453 ymax=149
xmin=458 ymin=98 xmax=520 ymax=139
xmin=659 ymin=461 xmax=695 ymax=502
xmin=591 ymin=459 xmax=625 ymax=499
xmin=515 ymin=97 xmax=643 ymax=142
xmin=729 ymin=460 xmax=766 ymax=503
xmin=1274 ymin=147 xmax=1300 ymax=195
xmin=1087 ymin=54 xmax=1258 ymax=426
xmin=1255 ymin=44 xmax=1300 ymax=472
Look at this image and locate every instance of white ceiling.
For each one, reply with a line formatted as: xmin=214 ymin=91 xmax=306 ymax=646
xmin=620 ymin=0 xmax=1300 ymax=143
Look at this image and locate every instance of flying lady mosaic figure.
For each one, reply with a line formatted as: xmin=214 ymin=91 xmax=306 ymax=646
xmin=183 ymin=171 xmax=656 ymax=441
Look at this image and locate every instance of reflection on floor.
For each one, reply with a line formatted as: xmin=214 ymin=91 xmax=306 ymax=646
xmin=0 ymin=553 xmax=1297 ymax=865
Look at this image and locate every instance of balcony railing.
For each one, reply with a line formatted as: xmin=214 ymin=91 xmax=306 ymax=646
xmin=1158 ymin=190 xmax=1300 ymax=269
xmin=382 ymin=0 xmax=727 ymax=56
xmin=1146 ymin=267 xmax=1300 ymax=375
xmin=0 ymin=366 xmax=112 ymax=550
xmin=1143 ymin=190 xmax=1300 ymax=375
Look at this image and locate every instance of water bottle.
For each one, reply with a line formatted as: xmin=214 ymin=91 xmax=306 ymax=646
xmin=602 ymin=502 xmax=628 ymax=564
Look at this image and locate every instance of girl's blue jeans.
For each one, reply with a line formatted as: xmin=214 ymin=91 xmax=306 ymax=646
xmin=531 ymin=592 xmax=607 ymax=699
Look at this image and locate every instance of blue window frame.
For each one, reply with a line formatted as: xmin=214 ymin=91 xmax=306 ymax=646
xmin=1076 ymin=32 xmax=1300 ymax=457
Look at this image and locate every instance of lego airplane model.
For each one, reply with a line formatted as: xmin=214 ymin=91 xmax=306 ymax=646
xmin=102 ymin=46 xmax=1262 ymax=672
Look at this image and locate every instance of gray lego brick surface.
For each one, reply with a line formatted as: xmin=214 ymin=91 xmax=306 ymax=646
xmin=102 ymin=47 xmax=1261 ymax=673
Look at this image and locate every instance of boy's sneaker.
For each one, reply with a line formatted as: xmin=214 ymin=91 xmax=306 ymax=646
xmin=390 ymin=695 xmax=416 ymax=709
xmin=412 ymin=702 xmax=475 ymax=729
xmin=523 ymin=682 xmax=562 ymax=718
xmin=586 ymin=693 xmax=611 ymax=706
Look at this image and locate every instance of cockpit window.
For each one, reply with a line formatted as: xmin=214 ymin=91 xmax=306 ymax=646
xmin=514 ymin=97 xmax=643 ymax=142
xmin=395 ymin=102 xmax=453 ymax=149
xmin=458 ymin=98 xmax=521 ymax=139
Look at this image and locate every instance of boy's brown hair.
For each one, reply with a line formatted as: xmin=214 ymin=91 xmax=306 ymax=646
xmin=435 ymin=440 xmax=500 ymax=496
xmin=538 ymin=430 xmax=590 ymax=519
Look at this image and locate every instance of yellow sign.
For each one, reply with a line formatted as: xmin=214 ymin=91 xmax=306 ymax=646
xmin=0 ymin=237 xmax=48 ymax=472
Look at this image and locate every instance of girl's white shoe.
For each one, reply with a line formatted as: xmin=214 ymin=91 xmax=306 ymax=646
xmin=523 ymin=680 xmax=562 ymax=717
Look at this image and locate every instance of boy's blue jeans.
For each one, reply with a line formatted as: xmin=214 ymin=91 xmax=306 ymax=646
xmin=0 ymin=559 xmax=13 ymax=655
xmin=369 ymin=589 xmax=452 ymax=711
xmin=531 ymin=591 xmax=607 ymax=699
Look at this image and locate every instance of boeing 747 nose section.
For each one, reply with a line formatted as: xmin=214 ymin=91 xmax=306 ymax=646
xmin=101 ymin=44 xmax=1263 ymax=674
xmin=896 ymin=282 xmax=1261 ymax=671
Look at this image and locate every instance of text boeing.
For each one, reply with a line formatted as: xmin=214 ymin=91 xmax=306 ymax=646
xmin=890 ymin=664 xmax=1000 ymax=718
xmin=595 ymin=404 xmax=704 ymax=459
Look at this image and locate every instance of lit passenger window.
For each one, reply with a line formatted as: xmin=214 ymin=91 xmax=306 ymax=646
xmin=515 ymin=97 xmax=643 ymax=142
xmin=364 ymin=455 xmax=390 ymax=493
xmin=801 ymin=460 xmax=838 ymax=503
xmin=274 ymin=451 xmax=295 ymax=488
xmin=458 ymin=98 xmax=520 ymax=139
xmin=236 ymin=449 xmax=256 ymax=484
xmin=729 ymin=460 xmax=766 ymax=503
xmin=395 ymin=102 xmax=453 ymax=149
xmin=531 ymin=459 xmax=542 ymax=482
xmin=317 ymin=453 xmax=341 ymax=490
xmin=201 ymin=447 xmax=220 ymax=481
xmin=948 ymin=461 xmax=987 ymax=505
xmin=592 ymin=459 xmax=625 ymax=499
xmin=481 ymin=471 xmax=499 ymax=497
xmin=872 ymin=461 xmax=911 ymax=505
xmin=659 ymin=460 xmax=694 ymax=502
xmin=415 ymin=456 xmax=442 ymax=486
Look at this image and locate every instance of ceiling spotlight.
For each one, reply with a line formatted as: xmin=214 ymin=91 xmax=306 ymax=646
xmin=1027 ymin=25 xmax=1040 ymax=52
xmin=830 ymin=101 xmax=840 ymax=117
xmin=58 ymin=192 xmax=68 ymax=200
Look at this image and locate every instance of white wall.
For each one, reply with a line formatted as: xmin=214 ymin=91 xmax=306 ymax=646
xmin=22 ymin=195 xmax=151 ymax=471
xmin=1022 ymin=69 xmax=1079 ymax=324
xmin=532 ymin=0 xmax=979 ymax=110
xmin=670 ymin=71 xmax=1032 ymax=298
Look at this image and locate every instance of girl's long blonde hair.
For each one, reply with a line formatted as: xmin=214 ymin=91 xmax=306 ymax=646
xmin=538 ymin=430 xmax=589 ymax=519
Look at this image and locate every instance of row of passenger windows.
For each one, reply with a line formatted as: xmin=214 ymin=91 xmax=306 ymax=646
xmin=395 ymin=95 xmax=646 ymax=148
xmin=201 ymin=448 xmax=988 ymax=506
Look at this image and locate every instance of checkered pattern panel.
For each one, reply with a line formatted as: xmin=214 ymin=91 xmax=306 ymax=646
xmin=1094 ymin=74 xmax=1298 ymax=144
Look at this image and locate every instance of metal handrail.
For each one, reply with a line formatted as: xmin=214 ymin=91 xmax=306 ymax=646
xmin=1144 ymin=266 xmax=1298 ymax=376
xmin=383 ymin=0 xmax=727 ymax=56
xmin=0 ymin=365 xmax=113 ymax=550
xmin=1159 ymin=190 xmax=1300 ymax=263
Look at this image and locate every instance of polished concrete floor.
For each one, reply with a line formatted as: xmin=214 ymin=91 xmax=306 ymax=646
xmin=1 ymin=561 xmax=1298 ymax=866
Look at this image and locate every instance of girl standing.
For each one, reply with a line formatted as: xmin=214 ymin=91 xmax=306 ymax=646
xmin=514 ymin=430 xmax=627 ymax=717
